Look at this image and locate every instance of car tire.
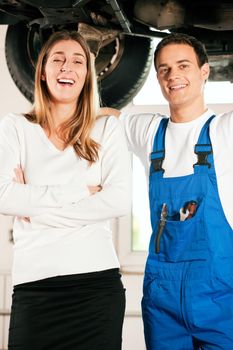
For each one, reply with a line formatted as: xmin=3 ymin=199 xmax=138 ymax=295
xmin=5 ymin=23 xmax=153 ymax=108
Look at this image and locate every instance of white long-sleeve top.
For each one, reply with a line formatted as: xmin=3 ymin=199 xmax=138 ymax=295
xmin=0 ymin=113 xmax=131 ymax=285
xmin=120 ymin=108 xmax=233 ymax=229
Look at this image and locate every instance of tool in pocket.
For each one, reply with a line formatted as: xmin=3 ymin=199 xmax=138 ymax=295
xmin=180 ymin=200 xmax=198 ymax=221
xmin=179 ymin=207 xmax=190 ymax=221
xmin=155 ymin=203 xmax=168 ymax=253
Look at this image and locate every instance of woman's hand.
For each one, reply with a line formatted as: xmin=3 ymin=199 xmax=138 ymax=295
xmin=13 ymin=165 xmax=30 ymax=223
xmin=88 ymin=185 xmax=102 ymax=195
xmin=12 ymin=165 xmax=101 ymax=221
xmin=13 ymin=164 xmax=26 ymax=184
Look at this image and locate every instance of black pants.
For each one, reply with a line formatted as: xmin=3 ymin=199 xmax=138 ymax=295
xmin=8 ymin=268 xmax=125 ymax=350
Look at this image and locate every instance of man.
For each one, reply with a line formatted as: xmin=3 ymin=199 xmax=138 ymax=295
xmin=104 ymin=33 xmax=233 ymax=349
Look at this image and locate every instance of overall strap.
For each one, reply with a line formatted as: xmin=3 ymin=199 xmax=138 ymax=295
xmin=150 ymin=118 xmax=169 ymax=177
xmin=193 ymin=115 xmax=216 ymax=174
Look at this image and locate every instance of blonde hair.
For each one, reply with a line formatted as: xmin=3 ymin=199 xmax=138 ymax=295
xmin=25 ymin=30 xmax=100 ymax=164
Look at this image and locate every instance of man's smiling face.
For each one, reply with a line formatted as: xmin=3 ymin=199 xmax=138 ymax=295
xmin=155 ymin=43 xmax=209 ymax=110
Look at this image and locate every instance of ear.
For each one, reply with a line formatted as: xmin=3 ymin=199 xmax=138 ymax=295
xmin=41 ymin=73 xmax=46 ymax=81
xmin=201 ymin=63 xmax=210 ymax=81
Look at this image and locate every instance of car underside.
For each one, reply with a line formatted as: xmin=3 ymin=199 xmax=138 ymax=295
xmin=0 ymin=0 xmax=232 ymax=108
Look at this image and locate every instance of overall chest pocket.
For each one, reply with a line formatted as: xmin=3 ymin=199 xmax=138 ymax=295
xmin=155 ymin=198 xmax=208 ymax=262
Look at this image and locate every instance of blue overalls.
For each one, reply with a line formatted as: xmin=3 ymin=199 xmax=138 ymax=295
xmin=142 ymin=116 xmax=233 ymax=349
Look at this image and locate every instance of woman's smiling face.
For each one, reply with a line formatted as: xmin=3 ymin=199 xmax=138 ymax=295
xmin=42 ymin=39 xmax=87 ymax=105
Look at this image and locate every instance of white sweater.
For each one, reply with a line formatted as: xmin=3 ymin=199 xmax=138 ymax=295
xmin=120 ymin=109 xmax=233 ymax=229
xmin=0 ymin=113 xmax=131 ymax=285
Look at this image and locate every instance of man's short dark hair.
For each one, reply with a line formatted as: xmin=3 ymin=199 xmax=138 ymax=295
xmin=154 ymin=33 xmax=209 ymax=71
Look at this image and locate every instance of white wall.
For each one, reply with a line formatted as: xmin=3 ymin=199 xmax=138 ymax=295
xmin=0 ymin=26 xmax=30 ymax=349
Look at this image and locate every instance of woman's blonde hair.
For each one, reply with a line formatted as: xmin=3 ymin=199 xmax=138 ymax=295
xmin=25 ymin=30 xmax=100 ymax=164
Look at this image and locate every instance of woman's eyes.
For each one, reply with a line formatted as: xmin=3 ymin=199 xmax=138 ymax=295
xmin=53 ymin=58 xmax=64 ymax=62
xmin=73 ymin=60 xmax=84 ymax=64
xmin=52 ymin=58 xmax=83 ymax=64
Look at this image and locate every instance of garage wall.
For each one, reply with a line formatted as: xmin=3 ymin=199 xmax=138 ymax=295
xmin=0 ymin=26 xmax=30 ymax=349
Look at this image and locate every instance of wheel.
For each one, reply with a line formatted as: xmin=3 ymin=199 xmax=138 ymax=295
xmin=5 ymin=23 xmax=153 ymax=108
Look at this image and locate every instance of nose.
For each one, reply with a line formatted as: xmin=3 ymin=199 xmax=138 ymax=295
xmin=60 ymin=64 xmax=72 ymax=73
xmin=166 ymin=67 xmax=180 ymax=80
xmin=60 ymin=67 xmax=71 ymax=73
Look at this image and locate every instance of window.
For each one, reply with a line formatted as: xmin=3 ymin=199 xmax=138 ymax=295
xmin=131 ymin=155 xmax=151 ymax=251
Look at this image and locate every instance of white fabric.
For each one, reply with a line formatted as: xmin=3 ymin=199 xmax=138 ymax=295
xmin=0 ymin=113 xmax=131 ymax=285
xmin=120 ymin=108 xmax=233 ymax=228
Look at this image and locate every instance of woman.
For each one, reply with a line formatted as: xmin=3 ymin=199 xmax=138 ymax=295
xmin=0 ymin=30 xmax=131 ymax=349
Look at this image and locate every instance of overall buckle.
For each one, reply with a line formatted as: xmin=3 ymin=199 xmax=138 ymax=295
xmin=150 ymin=150 xmax=165 ymax=173
xmin=193 ymin=144 xmax=212 ymax=168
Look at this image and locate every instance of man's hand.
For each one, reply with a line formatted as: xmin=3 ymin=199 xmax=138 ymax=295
xmin=99 ymin=107 xmax=120 ymax=117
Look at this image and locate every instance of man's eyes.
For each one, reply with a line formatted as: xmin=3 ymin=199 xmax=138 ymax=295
xmin=158 ymin=68 xmax=169 ymax=75
xmin=179 ymin=64 xmax=189 ymax=69
xmin=158 ymin=64 xmax=189 ymax=75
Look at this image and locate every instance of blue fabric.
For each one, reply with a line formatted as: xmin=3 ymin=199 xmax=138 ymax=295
xmin=142 ymin=116 xmax=233 ymax=349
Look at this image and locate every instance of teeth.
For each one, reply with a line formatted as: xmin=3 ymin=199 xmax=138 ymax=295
xmin=170 ymin=84 xmax=186 ymax=90
xmin=58 ymin=79 xmax=74 ymax=84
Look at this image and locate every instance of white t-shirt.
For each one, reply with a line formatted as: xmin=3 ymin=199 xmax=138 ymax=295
xmin=120 ymin=108 xmax=233 ymax=228
xmin=0 ymin=113 xmax=131 ymax=285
